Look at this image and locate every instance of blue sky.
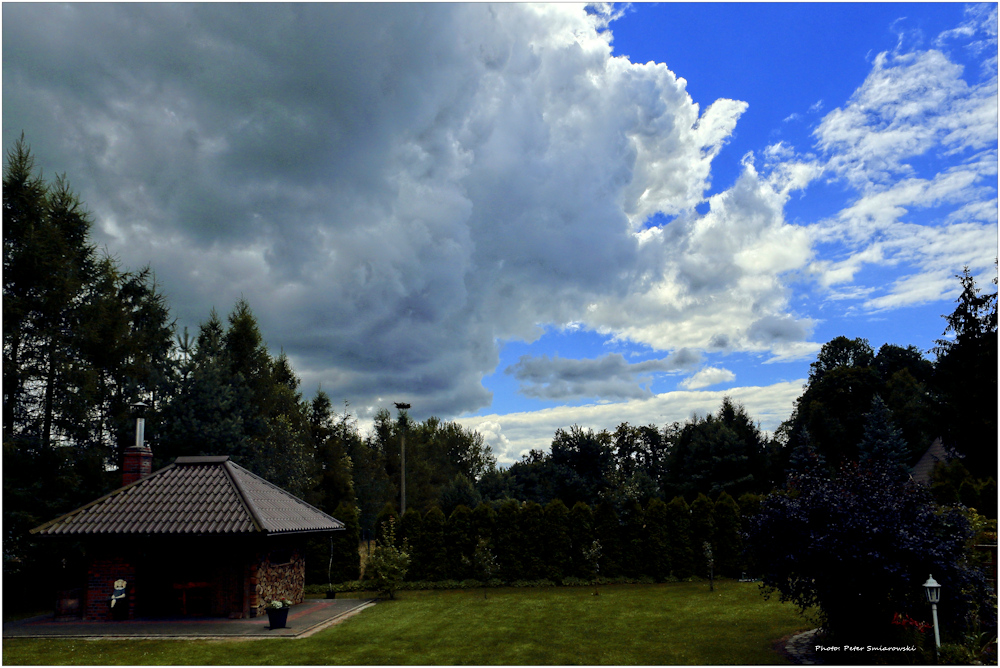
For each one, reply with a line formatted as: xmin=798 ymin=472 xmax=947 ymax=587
xmin=3 ymin=3 xmax=997 ymax=464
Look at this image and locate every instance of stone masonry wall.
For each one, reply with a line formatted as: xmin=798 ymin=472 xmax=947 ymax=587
xmin=249 ymin=545 xmax=305 ymax=617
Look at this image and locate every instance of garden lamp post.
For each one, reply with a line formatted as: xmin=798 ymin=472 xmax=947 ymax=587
xmin=923 ymin=574 xmax=941 ymax=651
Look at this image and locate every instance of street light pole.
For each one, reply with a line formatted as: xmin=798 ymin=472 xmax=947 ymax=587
xmin=394 ymin=403 xmax=411 ymax=515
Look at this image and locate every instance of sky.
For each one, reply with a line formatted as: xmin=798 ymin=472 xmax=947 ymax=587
xmin=3 ymin=3 xmax=997 ymax=465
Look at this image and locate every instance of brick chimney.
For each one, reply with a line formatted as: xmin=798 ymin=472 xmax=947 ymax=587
xmin=122 ymin=445 xmax=152 ymax=486
xmin=123 ymin=401 xmax=152 ymax=486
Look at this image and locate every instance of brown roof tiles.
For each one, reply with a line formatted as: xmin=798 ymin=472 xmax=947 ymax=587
xmin=31 ymin=457 xmax=344 ymax=536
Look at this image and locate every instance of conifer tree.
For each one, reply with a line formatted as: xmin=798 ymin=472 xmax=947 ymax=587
xmin=419 ymin=507 xmax=447 ymax=581
xmin=494 ymin=499 xmax=522 ymax=581
xmin=374 ymin=502 xmax=398 ymax=547
xmin=690 ymin=493 xmax=715 ymax=578
xmin=542 ymin=499 xmax=572 ymax=582
xmin=713 ymin=492 xmax=742 ymax=578
xmin=330 ymin=502 xmax=361 ymax=582
xmin=446 ymin=504 xmax=475 ymax=580
xmin=470 ymin=501 xmax=496 ymax=548
xmin=665 ymin=496 xmax=694 ymax=579
xmin=593 ymin=501 xmax=623 ymax=577
xmin=568 ymin=501 xmax=594 ymax=578
xmin=398 ymin=508 xmax=423 ymax=580
xmin=644 ymin=498 xmax=671 ymax=581
xmin=518 ymin=501 xmax=546 ymax=580
xmin=857 ymin=395 xmax=911 ymax=478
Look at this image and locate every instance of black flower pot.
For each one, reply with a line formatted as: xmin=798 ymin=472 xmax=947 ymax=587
xmin=266 ymin=607 xmax=289 ymax=629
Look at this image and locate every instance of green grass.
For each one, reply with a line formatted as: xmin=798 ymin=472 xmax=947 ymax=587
xmin=3 ymin=581 xmax=816 ymax=665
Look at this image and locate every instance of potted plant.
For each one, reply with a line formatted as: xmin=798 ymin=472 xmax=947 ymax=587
xmin=266 ymin=598 xmax=292 ymax=629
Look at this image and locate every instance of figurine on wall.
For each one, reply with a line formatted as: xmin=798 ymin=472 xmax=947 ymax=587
xmin=110 ymin=579 xmax=128 ymax=620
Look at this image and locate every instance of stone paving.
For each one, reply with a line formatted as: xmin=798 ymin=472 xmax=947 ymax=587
xmin=784 ymin=628 xmax=825 ymax=665
xmin=3 ymin=597 xmax=375 ymax=640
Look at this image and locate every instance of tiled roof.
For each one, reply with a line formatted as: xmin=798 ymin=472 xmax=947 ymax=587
xmin=31 ymin=457 xmax=344 ymax=536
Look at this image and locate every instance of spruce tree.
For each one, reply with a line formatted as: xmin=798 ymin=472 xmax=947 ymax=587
xmin=857 ymin=395 xmax=911 ymax=478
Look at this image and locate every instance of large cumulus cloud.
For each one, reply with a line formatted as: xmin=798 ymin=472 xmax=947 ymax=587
xmin=3 ymin=4 xmax=762 ymax=417
xmin=7 ymin=4 xmax=991 ymax=423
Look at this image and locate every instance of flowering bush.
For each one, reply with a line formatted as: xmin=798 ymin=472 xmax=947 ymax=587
xmin=269 ymin=598 xmax=292 ymax=609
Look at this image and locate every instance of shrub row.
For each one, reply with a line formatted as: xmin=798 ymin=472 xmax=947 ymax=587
xmin=305 ymin=491 xmax=759 ymax=586
xmin=303 ymin=574 xmax=712 ymax=595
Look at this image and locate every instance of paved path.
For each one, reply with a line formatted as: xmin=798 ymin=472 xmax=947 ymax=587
xmin=784 ymin=628 xmax=824 ymax=664
xmin=3 ymin=598 xmax=375 ymax=640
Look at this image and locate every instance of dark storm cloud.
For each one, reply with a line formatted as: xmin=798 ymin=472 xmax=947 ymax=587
xmin=3 ymin=3 xmax=756 ymax=418
xmin=505 ymin=350 xmax=701 ymax=401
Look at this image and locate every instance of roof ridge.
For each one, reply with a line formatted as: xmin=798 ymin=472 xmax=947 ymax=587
xmin=226 ymin=460 xmax=344 ymax=529
xmin=222 ymin=460 xmax=266 ymax=532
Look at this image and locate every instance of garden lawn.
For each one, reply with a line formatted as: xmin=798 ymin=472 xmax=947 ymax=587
xmin=2 ymin=581 xmax=816 ymax=665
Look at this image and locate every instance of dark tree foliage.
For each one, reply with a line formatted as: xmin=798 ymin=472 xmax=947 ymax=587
xmin=518 ymin=501 xmax=546 ymax=580
xmin=933 ymin=267 xmax=998 ymax=475
xmin=470 ymin=501 xmax=497 ymax=549
xmin=689 ymin=494 xmax=715 ymax=578
xmin=663 ymin=398 xmax=770 ymax=500
xmin=374 ymin=502 xmax=399 ymax=547
xmin=542 ymin=499 xmax=572 ymax=581
xmin=548 ymin=425 xmax=615 ymax=507
xmin=712 ymin=492 xmax=742 ymax=578
xmin=417 ymin=507 xmax=447 ymax=582
xmin=306 ymin=392 xmax=356 ymax=513
xmin=737 ymin=492 xmax=762 ymax=576
xmin=593 ymin=501 xmax=623 ymax=577
xmin=440 ymin=473 xmax=482 ymax=516
xmin=445 ymin=504 xmax=475 ymax=580
xmin=568 ymin=501 xmax=595 ymax=578
xmin=643 ymin=498 xmax=671 ymax=581
xmin=748 ymin=460 xmax=993 ymax=644
xmin=785 ymin=337 xmax=882 ymax=468
xmin=494 ymin=499 xmax=522 ymax=581
xmin=4 ymin=139 xmax=174 ymax=607
xmin=619 ymin=501 xmax=646 ymax=578
xmin=349 ymin=424 xmax=393 ymax=542
xmin=612 ymin=423 xmax=670 ymax=501
xmin=857 ymin=395 xmax=911 ymax=476
xmin=665 ymin=496 xmax=694 ymax=579
xmin=305 ymin=501 xmax=362 ymax=585
xmin=397 ymin=508 xmax=423 ymax=580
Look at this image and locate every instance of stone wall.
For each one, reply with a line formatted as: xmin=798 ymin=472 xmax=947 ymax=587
xmin=249 ymin=544 xmax=305 ymax=617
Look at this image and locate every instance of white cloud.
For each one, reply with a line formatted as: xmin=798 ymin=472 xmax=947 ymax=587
xmin=458 ymin=380 xmax=805 ymax=464
xmin=679 ymin=366 xmax=736 ymax=390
